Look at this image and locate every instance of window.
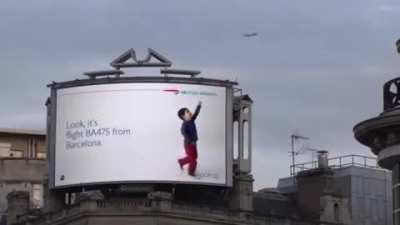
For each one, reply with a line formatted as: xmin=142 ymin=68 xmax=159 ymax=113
xmin=36 ymin=152 xmax=47 ymax=159
xmin=243 ymin=121 xmax=249 ymax=159
xmin=0 ymin=142 xmax=11 ymax=157
xmin=65 ymin=193 xmax=69 ymax=205
xmin=334 ymin=203 xmax=340 ymax=222
xmin=10 ymin=149 xmax=23 ymax=158
xmin=65 ymin=193 xmax=76 ymax=205
xmin=31 ymin=184 xmax=44 ymax=208
xmin=233 ymin=121 xmax=239 ymax=160
xmin=71 ymin=193 xmax=76 ymax=204
xmin=242 ymin=106 xmax=249 ymax=114
xmin=27 ymin=138 xmax=38 ymax=159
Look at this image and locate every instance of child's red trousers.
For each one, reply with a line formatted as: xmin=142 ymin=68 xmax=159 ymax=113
xmin=178 ymin=143 xmax=198 ymax=176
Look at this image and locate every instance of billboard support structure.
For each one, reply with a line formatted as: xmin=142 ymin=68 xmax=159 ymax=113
xmin=110 ymin=48 xmax=172 ymax=69
xmin=160 ymin=68 xmax=201 ymax=78
xmin=83 ymin=70 xmax=124 ymax=79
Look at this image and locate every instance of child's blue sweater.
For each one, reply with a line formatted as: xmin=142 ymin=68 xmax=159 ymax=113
xmin=181 ymin=104 xmax=201 ymax=145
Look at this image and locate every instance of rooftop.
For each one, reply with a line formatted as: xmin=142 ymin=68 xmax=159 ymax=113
xmin=291 ymin=154 xmax=380 ymax=176
xmin=0 ymin=128 xmax=46 ymax=136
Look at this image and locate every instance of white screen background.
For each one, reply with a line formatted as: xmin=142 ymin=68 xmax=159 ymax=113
xmin=55 ymin=83 xmax=226 ymax=187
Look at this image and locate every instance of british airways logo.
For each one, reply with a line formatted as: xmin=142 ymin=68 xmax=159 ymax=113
xmin=163 ymin=89 xmax=217 ymax=96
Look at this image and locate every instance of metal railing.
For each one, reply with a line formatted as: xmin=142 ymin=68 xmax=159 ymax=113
xmin=290 ymin=154 xmax=380 ymax=175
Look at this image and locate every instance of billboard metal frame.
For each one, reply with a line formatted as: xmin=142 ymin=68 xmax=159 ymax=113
xmin=47 ymin=76 xmax=236 ymax=190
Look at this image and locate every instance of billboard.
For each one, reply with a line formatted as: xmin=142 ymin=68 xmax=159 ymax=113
xmin=54 ymin=83 xmax=227 ymax=187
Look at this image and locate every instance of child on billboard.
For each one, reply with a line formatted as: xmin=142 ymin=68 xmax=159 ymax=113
xmin=177 ymin=101 xmax=202 ymax=176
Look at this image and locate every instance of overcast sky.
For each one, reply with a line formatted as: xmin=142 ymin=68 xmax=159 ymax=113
xmin=0 ymin=0 xmax=400 ymax=190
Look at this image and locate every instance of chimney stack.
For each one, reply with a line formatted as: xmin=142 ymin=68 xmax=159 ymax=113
xmin=317 ymin=150 xmax=329 ymax=169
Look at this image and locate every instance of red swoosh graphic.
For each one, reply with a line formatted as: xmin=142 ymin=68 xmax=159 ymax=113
xmin=163 ymin=89 xmax=180 ymax=94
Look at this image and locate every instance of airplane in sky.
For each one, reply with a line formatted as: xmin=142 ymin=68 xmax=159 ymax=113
xmin=242 ymin=32 xmax=258 ymax=38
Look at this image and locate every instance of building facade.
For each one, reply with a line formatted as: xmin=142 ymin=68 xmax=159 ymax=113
xmin=0 ymin=129 xmax=47 ymax=224
xmin=278 ymin=154 xmax=392 ymax=225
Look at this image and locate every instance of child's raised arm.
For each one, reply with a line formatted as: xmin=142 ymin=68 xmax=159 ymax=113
xmin=191 ymin=101 xmax=202 ymax=121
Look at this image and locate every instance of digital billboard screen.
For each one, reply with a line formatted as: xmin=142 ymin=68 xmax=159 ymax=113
xmin=55 ymin=83 xmax=227 ymax=187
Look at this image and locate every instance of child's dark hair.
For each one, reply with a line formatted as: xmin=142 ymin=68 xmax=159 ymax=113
xmin=178 ymin=108 xmax=188 ymax=120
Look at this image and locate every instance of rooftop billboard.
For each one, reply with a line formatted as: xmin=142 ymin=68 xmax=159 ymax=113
xmin=54 ymin=82 xmax=228 ymax=187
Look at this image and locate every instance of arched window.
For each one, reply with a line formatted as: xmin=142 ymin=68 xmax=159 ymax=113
xmin=233 ymin=121 xmax=239 ymax=160
xmin=243 ymin=121 xmax=249 ymax=159
xmin=334 ymin=203 xmax=340 ymax=222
